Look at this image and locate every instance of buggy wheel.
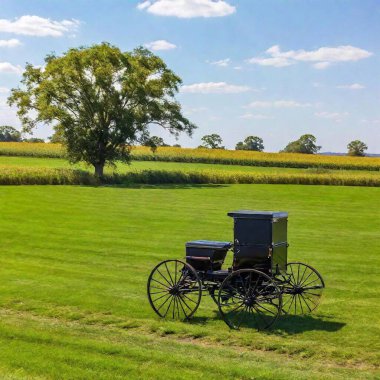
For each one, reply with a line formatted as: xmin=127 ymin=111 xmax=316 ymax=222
xmin=218 ymin=269 xmax=282 ymax=330
xmin=281 ymin=262 xmax=325 ymax=315
xmin=147 ymin=259 xmax=202 ymax=320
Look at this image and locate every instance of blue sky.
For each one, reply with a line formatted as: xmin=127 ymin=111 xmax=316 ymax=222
xmin=0 ymin=0 xmax=379 ymax=152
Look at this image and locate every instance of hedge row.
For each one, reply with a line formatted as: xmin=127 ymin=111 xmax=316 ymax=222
xmin=1 ymin=167 xmax=379 ymax=187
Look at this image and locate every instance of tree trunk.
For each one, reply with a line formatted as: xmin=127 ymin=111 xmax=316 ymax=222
xmin=94 ymin=163 xmax=104 ymax=177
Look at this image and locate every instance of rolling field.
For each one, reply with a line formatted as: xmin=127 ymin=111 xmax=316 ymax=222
xmin=1 ymin=143 xmax=380 ymax=171
xmin=0 ymin=184 xmax=379 ymax=379
xmin=1 ymin=156 xmax=380 ymax=186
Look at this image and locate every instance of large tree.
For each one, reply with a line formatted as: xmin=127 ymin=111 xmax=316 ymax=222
xmin=0 ymin=126 xmax=22 ymax=142
xmin=8 ymin=43 xmax=196 ymax=176
xmin=281 ymin=134 xmax=321 ymax=154
xmin=235 ymin=136 xmax=264 ymax=151
xmin=199 ymin=134 xmax=224 ymax=149
xmin=347 ymin=140 xmax=368 ymax=156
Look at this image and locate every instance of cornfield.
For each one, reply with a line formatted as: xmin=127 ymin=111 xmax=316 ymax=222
xmin=1 ymin=166 xmax=379 ymax=187
xmin=1 ymin=143 xmax=379 ymax=171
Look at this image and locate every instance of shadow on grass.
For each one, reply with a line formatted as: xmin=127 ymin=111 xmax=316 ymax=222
xmin=270 ymin=314 xmax=346 ymax=335
xmin=81 ymin=183 xmax=229 ymax=190
xmin=188 ymin=312 xmax=345 ymax=334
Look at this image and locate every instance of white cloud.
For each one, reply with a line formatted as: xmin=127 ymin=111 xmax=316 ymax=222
xmin=315 ymin=111 xmax=349 ymax=122
xmin=247 ymin=44 xmax=373 ymax=69
xmin=0 ymin=87 xmax=10 ymax=93
xmin=137 ymin=0 xmax=236 ymax=18
xmin=247 ymin=57 xmax=294 ymax=67
xmin=240 ymin=113 xmax=273 ymax=120
xmin=246 ymin=100 xmax=312 ymax=108
xmin=0 ymin=38 xmax=21 ymax=47
xmin=0 ymin=15 xmax=80 ymax=37
xmin=144 ymin=39 xmax=176 ymax=51
xmin=233 ymin=66 xmax=242 ymax=70
xmin=0 ymin=62 xmax=23 ymax=74
xmin=336 ymin=83 xmax=365 ymax=90
xmin=313 ymin=62 xmax=331 ymax=70
xmin=360 ymin=118 xmax=380 ymax=125
xmin=208 ymin=58 xmax=230 ymax=67
xmin=181 ymin=82 xmax=250 ymax=94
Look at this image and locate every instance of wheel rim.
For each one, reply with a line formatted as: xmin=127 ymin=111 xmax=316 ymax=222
xmin=218 ymin=269 xmax=282 ymax=330
xmin=147 ymin=260 xmax=202 ymax=320
xmin=281 ymin=262 xmax=325 ymax=315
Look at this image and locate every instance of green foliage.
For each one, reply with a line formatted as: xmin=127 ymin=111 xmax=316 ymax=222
xmin=282 ymin=134 xmax=321 ymax=154
xmin=235 ymin=136 xmax=264 ymax=151
xmin=141 ymin=135 xmax=169 ymax=150
xmin=199 ymin=134 xmax=224 ymax=149
xmin=0 ymin=126 xmax=22 ymax=142
xmin=48 ymin=129 xmax=65 ymax=144
xmin=22 ymin=137 xmax=45 ymax=143
xmin=347 ymin=140 xmax=368 ymax=156
xmin=8 ymin=43 xmax=196 ymax=176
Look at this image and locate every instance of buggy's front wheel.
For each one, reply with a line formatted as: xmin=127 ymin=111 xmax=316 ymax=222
xmin=218 ymin=269 xmax=282 ymax=330
xmin=281 ymin=262 xmax=325 ymax=315
xmin=147 ymin=259 xmax=202 ymax=320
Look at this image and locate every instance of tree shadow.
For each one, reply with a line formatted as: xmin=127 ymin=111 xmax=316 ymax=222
xmin=81 ymin=183 xmax=228 ymax=190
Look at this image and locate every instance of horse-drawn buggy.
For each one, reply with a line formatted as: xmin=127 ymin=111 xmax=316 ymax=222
xmin=147 ymin=210 xmax=325 ymax=329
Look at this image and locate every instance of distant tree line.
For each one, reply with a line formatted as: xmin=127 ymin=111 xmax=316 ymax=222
xmin=196 ymin=132 xmax=368 ymax=157
xmin=0 ymin=125 xmax=369 ymax=157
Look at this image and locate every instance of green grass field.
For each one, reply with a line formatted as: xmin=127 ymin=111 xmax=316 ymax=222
xmin=0 ymin=184 xmax=379 ymax=379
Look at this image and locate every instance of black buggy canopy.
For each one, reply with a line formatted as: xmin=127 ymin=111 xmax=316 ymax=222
xmin=227 ymin=210 xmax=288 ymax=219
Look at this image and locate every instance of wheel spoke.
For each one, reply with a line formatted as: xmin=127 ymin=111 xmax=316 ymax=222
xmin=176 ymin=295 xmax=188 ymax=318
xmin=297 ymin=265 xmax=308 ymax=286
xmin=302 ymin=277 xmax=321 ymax=288
xmin=151 ymin=277 xmax=170 ymax=289
xmin=152 ymin=292 xmax=171 ymax=303
xmin=156 ymin=268 xmax=173 ymax=287
xmin=164 ymin=296 xmax=174 ymax=317
xmin=156 ymin=293 xmax=172 ymax=311
xmin=255 ymin=302 xmax=277 ymax=315
xmin=299 ymin=293 xmax=312 ymax=312
xmin=298 ymin=270 xmax=314 ymax=287
xmin=164 ymin=262 xmax=175 ymax=286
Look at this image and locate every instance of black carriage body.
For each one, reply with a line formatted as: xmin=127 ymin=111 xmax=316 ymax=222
xmin=228 ymin=210 xmax=288 ymax=274
xmin=186 ymin=240 xmax=231 ymax=271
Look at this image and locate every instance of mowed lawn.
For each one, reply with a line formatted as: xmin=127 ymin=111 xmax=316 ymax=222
xmin=0 ymin=184 xmax=379 ymax=379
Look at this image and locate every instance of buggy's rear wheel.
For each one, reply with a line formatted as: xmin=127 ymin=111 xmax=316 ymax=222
xmin=147 ymin=259 xmax=202 ymax=320
xmin=281 ymin=262 xmax=325 ymax=315
xmin=218 ymin=269 xmax=282 ymax=330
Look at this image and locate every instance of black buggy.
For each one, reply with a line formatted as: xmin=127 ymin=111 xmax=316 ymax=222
xmin=147 ymin=211 xmax=325 ymax=329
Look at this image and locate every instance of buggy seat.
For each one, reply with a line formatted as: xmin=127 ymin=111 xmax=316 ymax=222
xmin=185 ymin=240 xmax=232 ymax=271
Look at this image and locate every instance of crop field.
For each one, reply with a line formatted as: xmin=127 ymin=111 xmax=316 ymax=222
xmin=0 ymin=184 xmax=379 ymax=379
xmin=1 ymin=156 xmax=380 ymax=187
xmin=1 ymin=143 xmax=380 ymax=171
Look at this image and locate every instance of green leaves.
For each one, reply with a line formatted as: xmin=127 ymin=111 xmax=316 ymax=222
xmin=8 ymin=43 xmax=196 ymax=175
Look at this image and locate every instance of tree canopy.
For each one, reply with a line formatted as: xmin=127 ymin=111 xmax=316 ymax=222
xmin=141 ymin=135 xmax=169 ymax=149
xmin=8 ymin=43 xmax=196 ymax=176
xmin=0 ymin=126 xmax=22 ymax=142
xmin=347 ymin=140 xmax=368 ymax=157
xmin=235 ymin=136 xmax=264 ymax=151
xmin=199 ymin=134 xmax=224 ymax=149
xmin=281 ymin=134 xmax=321 ymax=154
